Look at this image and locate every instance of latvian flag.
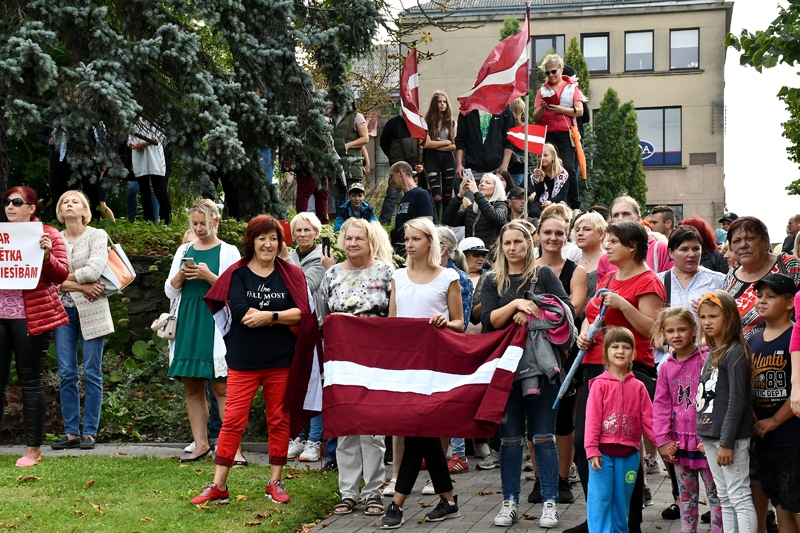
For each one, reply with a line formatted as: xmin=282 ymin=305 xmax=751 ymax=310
xmin=400 ymin=49 xmax=428 ymax=140
xmin=458 ymin=8 xmax=530 ymax=115
xmin=507 ymin=124 xmax=547 ymax=156
xmin=322 ymin=314 xmax=526 ymax=439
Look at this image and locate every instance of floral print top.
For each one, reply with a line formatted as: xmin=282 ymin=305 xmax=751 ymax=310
xmin=320 ymin=260 xmax=394 ymax=318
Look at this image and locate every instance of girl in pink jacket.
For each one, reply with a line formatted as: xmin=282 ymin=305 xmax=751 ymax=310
xmin=585 ymin=327 xmax=655 ymax=533
xmin=652 ymin=307 xmax=721 ymax=533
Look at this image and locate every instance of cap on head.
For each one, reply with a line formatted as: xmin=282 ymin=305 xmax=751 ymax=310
xmin=507 ymin=186 xmax=525 ymax=199
xmin=718 ymin=212 xmax=739 ymax=224
xmin=348 ymin=182 xmax=366 ymax=194
xmin=754 ymin=273 xmax=798 ymax=296
xmin=457 ymin=236 xmax=489 ymax=254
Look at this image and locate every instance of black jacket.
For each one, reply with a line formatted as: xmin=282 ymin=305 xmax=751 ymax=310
xmin=380 ymin=116 xmax=418 ymax=166
xmin=443 ymin=191 xmax=509 ymax=249
xmin=455 ymin=108 xmax=515 ymax=173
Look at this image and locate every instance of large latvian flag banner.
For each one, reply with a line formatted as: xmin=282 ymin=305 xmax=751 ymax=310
xmin=322 ymin=314 xmax=525 ymax=439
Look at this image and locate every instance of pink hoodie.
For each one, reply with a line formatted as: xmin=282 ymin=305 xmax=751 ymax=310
xmin=585 ymin=371 xmax=656 ymax=459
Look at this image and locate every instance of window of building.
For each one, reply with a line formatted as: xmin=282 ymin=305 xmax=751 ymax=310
xmin=636 ymin=107 xmax=682 ymax=166
xmin=582 ymin=34 xmax=609 ymax=72
xmin=625 ymin=31 xmax=653 ymax=71
xmin=534 ymin=35 xmax=565 ymax=65
xmin=670 ymin=29 xmax=699 ymax=69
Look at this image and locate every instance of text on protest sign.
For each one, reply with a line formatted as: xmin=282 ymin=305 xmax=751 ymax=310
xmin=0 ymin=222 xmax=45 ymax=290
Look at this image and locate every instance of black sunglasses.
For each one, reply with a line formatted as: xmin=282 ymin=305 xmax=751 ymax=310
xmin=545 ymin=69 xmax=559 ymax=76
xmin=2 ymin=198 xmax=32 ymax=207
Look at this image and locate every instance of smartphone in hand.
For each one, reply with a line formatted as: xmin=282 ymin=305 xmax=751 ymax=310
xmin=181 ymin=257 xmax=196 ymax=267
xmin=321 ymin=236 xmax=331 ymax=257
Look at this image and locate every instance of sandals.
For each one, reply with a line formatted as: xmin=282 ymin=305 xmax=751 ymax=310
xmin=334 ymin=498 xmax=358 ymax=515
xmin=178 ymin=447 xmax=212 ymax=463
xmin=365 ymin=496 xmax=385 ymax=516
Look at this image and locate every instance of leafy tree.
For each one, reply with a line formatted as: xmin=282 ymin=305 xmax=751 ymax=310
xmin=499 ymin=16 xmax=521 ymax=41
xmin=564 ymin=36 xmax=590 ymax=97
xmin=581 ymin=88 xmax=647 ymax=209
xmin=0 ymin=0 xmax=382 ymax=219
xmin=724 ymin=3 xmax=800 ymax=193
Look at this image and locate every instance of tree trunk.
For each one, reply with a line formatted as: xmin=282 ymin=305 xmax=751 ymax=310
xmin=0 ymin=112 xmax=9 ymax=193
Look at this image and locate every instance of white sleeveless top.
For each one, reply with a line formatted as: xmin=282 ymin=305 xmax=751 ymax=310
xmin=393 ymin=267 xmax=460 ymax=319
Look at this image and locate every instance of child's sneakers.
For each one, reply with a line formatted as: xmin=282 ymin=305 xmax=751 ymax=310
xmin=265 ymin=480 xmax=290 ymax=504
xmin=644 ymin=453 xmax=661 ymax=475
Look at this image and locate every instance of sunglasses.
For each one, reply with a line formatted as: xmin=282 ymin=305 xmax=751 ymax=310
xmin=2 ymin=198 xmax=32 ymax=208
xmin=545 ymin=69 xmax=559 ymax=76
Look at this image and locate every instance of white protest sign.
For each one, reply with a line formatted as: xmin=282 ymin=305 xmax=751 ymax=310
xmin=0 ymin=222 xmax=46 ymax=290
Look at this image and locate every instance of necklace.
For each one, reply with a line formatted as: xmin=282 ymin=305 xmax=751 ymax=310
xmin=579 ymin=252 xmax=601 ymax=270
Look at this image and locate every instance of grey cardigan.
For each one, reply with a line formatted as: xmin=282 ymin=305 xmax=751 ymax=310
xmin=289 ymin=245 xmax=327 ymax=325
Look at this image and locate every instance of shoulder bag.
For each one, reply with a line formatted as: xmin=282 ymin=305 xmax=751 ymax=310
xmin=99 ymin=236 xmax=136 ymax=297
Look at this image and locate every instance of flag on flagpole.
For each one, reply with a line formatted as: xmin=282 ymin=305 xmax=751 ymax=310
xmin=400 ymin=49 xmax=428 ymax=140
xmin=458 ymin=7 xmax=530 ymax=115
xmin=508 ymin=124 xmax=547 ymax=155
xmin=322 ymin=314 xmax=526 ymax=439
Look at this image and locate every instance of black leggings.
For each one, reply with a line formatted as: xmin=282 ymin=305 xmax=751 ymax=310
xmin=138 ymin=174 xmax=172 ymax=225
xmin=0 ymin=319 xmax=51 ymax=447
xmin=423 ymin=150 xmax=456 ymax=215
xmin=395 ymin=436 xmax=453 ymax=496
xmin=546 ymin=131 xmax=579 ymax=210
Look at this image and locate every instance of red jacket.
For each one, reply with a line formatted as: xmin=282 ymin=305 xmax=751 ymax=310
xmin=22 ymin=221 xmax=69 ymax=335
xmin=585 ymin=371 xmax=656 ymax=460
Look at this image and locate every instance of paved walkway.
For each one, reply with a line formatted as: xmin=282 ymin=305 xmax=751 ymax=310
xmin=1 ymin=443 xmax=697 ymax=532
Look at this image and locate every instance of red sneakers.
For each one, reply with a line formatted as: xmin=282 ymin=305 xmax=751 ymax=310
xmin=190 ymin=483 xmax=229 ymax=504
xmin=447 ymin=455 xmax=469 ymax=474
xmin=265 ymin=480 xmax=290 ymax=504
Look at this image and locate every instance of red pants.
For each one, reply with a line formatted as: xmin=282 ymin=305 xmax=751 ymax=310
xmin=214 ymin=367 xmax=291 ymax=467
xmin=295 ymin=170 xmax=329 ymax=223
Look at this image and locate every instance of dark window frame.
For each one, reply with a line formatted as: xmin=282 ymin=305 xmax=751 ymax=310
xmin=669 ymin=28 xmax=700 ymax=71
xmin=636 ymin=106 xmax=682 ymax=167
xmin=625 ymin=30 xmax=655 ymax=72
xmin=533 ymin=34 xmax=565 ymax=64
xmin=581 ymin=33 xmax=610 ymax=73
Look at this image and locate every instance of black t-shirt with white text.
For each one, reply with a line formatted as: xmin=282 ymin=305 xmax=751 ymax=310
xmin=749 ymin=327 xmax=800 ymax=447
xmin=392 ymin=186 xmax=435 ymax=254
xmin=226 ymin=266 xmax=296 ymax=370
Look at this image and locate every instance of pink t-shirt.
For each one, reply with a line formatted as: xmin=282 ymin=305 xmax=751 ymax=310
xmin=0 ymin=290 xmax=26 ymax=319
xmin=790 ymin=291 xmax=800 ymax=352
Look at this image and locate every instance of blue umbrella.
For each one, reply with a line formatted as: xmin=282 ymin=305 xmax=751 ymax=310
xmin=553 ymin=288 xmax=612 ymax=409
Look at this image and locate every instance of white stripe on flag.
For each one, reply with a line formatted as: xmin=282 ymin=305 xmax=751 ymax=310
xmin=401 ymin=103 xmax=428 ymax=130
xmin=408 ymin=72 xmax=419 ymax=90
xmin=508 ymin=131 xmax=545 ymax=145
xmin=323 ymin=345 xmax=522 ymax=394
xmin=458 ymin=51 xmax=529 ymax=100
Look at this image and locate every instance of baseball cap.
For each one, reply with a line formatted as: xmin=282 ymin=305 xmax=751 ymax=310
xmin=754 ymin=273 xmax=798 ymax=296
xmin=457 ymin=237 xmax=489 ymax=254
xmin=348 ymin=182 xmax=366 ymax=194
xmin=718 ymin=212 xmax=738 ymax=224
xmin=507 ymin=186 xmax=525 ymax=198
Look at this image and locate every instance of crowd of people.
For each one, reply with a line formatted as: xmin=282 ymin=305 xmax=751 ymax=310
xmin=2 ymin=52 xmax=800 ymax=533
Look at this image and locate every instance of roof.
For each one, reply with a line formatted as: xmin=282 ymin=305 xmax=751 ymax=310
xmin=405 ymin=0 xmax=730 ymax=17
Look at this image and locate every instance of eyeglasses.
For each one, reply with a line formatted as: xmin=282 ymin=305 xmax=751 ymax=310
xmin=3 ymin=198 xmax=31 ymax=207
xmin=545 ymin=69 xmax=559 ymax=76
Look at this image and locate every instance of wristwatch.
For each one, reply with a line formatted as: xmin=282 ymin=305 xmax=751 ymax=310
xmin=272 ymin=312 xmax=279 ymax=324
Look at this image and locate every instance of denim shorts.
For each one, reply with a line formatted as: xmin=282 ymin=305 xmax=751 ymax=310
xmin=755 ymin=442 xmax=800 ymax=513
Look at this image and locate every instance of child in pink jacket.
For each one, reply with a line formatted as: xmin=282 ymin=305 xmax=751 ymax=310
xmin=585 ymin=327 xmax=655 ymax=533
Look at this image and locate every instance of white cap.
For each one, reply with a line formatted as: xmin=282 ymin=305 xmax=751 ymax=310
xmin=457 ymin=237 xmax=489 ymax=253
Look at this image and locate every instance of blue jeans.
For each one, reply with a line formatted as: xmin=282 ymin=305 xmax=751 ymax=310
xmin=587 ymin=452 xmax=640 ymax=533
xmin=500 ymin=380 xmax=560 ymax=503
xmin=297 ymin=414 xmax=323 ymax=443
xmin=510 ymin=173 xmax=524 ymax=187
xmin=126 ymin=180 xmax=159 ymax=224
xmin=451 ymin=437 xmax=465 ymax=457
xmin=53 ymin=307 xmax=105 ymax=437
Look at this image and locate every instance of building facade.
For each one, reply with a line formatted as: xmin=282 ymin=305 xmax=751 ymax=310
xmin=404 ymin=0 xmax=733 ymax=223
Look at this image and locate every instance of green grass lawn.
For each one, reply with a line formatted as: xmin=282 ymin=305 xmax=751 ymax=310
xmin=0 ymin=455 xmax=339 ymax=532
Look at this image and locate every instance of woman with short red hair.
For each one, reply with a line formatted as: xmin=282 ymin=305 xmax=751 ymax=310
xmin=0 ymin=186 xmax=69 ymax=467
xmin=679 ymin=216 xmax=728 ymax=274
xmin=191 ymin=215 xmax=321 ymax=506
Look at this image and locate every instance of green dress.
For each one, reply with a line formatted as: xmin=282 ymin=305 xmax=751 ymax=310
xmin=168 ymin=244 xmax=223 ymax=380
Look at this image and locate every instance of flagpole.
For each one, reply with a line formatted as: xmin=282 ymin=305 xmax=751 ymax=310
xmin=523 ymin=2 xmax=532 ymax=211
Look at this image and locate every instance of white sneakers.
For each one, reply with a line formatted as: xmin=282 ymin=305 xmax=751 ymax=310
xmin=298 ymin=441 xmax=321 ymax=462
xmin=644 ymin=453 xmax=661 ymax=475
xmin=494 ymin=500 xmax=519 ymax=527
xmin=422 ymin=479 xmax=436 ymax=495
xmin=184 ymin=441 xmax=196 ymax=453
xmin=539 ymin=501 xmax=559 ymax=528
xmin=474 ymin=443 xmax=492 ymax=460
xmin=476 ymin=450 xmax=500 ymax=470
xmin=287 ymin=438 xmax=305 ymax=459
xmin=382 ymin=479 xmax=397 ymax=496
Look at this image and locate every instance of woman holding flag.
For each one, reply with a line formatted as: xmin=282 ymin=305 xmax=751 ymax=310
xmin=532 ymin=54 xmax=584 ymax=212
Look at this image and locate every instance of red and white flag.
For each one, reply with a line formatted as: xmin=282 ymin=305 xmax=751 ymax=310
xmin=322 ymin=314 xmax=526 ymax=439
xmin=508 ymin=124 xmax=547 ymax=155
xmin=458 ymin=8 xmax=530 ymax=115
xmin=400 ymin=49 xmax=428 ymax=140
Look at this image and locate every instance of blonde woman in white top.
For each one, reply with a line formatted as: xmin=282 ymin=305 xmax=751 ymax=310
xmin=53 ymin=191 xmax=113 ymax=450
xmin=381 ymin=217 xmax=464 ymax=528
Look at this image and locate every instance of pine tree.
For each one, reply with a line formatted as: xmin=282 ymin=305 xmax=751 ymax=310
xmin=581 ymin=88 xmax=647 ymax=210
xmin=499 ymin=16 xmax=521 ymax=41
xmin=563 ymin=37 xmax=590 ymax=98
xmin=0 ymin=0 xmax=382 ymax=218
